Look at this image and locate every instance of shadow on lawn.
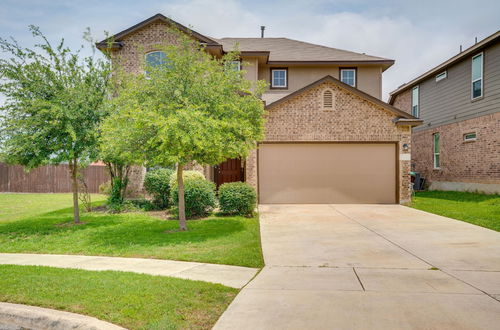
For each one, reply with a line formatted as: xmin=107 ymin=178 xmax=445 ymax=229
xmin=86 ymin=217 xmax=245 ymax=248
xmin=0 ymin=202 xmax=246 ymax=248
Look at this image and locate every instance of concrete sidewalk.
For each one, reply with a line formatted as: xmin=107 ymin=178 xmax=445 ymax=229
xmin=0 ymin=302 xmax=125 ymax=330
xmin=0 ymin=253 xmax=258 ymax=288
xmin=214 ymin=204 xmax=500 ymax=329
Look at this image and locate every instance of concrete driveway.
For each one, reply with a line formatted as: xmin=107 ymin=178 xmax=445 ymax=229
xmin=214 ymin=204 xmax=500 ymax=330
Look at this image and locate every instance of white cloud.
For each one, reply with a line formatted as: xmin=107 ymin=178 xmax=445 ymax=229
xmin=156 ymin=0 xmax=497 ymax=100
xmin=1 ymin=0 xmax=498 ymax=102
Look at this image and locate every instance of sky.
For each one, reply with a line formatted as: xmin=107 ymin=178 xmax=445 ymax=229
xmin=0 ymin=0 xmax=499 ymax=101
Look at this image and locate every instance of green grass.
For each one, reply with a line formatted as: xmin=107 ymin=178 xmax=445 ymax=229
xmin=0 ymin=193 xmax=264 ymax=268
xmin=0 ymin=193 xmax=106 ymax=222
xmin=0 ymin=265 xmax=237 ymax=329
xmin=411 ymin=190 xmax=500 ymax=231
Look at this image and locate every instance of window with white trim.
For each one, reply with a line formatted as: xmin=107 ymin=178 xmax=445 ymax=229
xmin=340 ymin=68 xmax=356 ymax=87
xmin=271 ymin=69 xmax=287 ymax=88
xmin=464 ymin=132 xmax=477 ymax=141
xmin=412 ymin=85 xmax=419 ymax=118
xmin=435 ymin=71 xmax=447 ymax=82
xmin=227 ymin=60 xmax=241 ymax=71
xmin=145 ymin=51 xmax=170 ymax=76
xmin=433 ymin=133 xmax=440 ymax=169
xmin=471 ymin=53 xmax=483 ymax=99
xmin=145 ymin=51 xmax=167 ymax=68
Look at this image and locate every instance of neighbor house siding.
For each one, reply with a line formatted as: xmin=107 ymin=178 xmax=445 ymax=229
xmin=392 ymin=88 xmax=412 ymax=115
xmin=415 ymin=42 xmax=500 ymax=131
xmin=411 ymin=112 xmax=500 ymax=193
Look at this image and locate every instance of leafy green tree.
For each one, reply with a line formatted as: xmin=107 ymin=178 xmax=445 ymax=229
xmin=0 ymin=26 xmax=111 ymax=223
xmin=103 ymin=28 xmax=266 ymax=230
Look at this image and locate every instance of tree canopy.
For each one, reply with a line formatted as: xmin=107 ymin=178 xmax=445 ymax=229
xmin=0 ymin=26 xmax=111 ymax=222
xmin=102 ymin=28 xmax=266 ymax=229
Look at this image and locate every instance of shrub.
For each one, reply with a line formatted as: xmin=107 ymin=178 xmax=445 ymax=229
xmin=99 ymin=180 xmax=111 ymax=195
xmin=107 ymin=200 xmax=138 ymax=213
xmin=218 ymin=182 xmax=257 ymax=216
xmin=106 ymin=177 xmax=127 ymax=212
xmin=170 ymin=171 xmax=216 ymax=218
xmin=144 ymin=168 xmax=174 ymax=209
xmin=128 ymin=198 xmax=156 ymax=211
xmin=169 ymin=170 xmax=205 ymax=188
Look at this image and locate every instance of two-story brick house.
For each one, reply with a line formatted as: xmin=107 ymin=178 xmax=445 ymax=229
xmin=98 ymin=14 xmax=421 ymax=204
xmin=389 ymin=31 xmax=499 ymax=194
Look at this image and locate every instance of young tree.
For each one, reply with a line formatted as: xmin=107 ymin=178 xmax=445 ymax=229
xmin=99 ymin=97 xmax=146 ymax=205
xmin=103 ymin=29 xmax=266 ymax=230
xmin=0 ymin=26 xmax=111 ymax=223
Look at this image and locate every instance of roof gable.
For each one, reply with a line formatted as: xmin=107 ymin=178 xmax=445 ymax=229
xmin=266 ymin=75 xmax=420 ymax=123
xmin=96 ymin=13 xmax=219 ymax=50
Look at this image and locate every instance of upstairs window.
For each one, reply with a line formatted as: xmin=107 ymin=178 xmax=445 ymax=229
xmin=271 ymin=68 xmax=287 ymax=88
xmin=464 ymin=132 xmax=477 ymax=142
xmin=435 ymin=71 xmax=447 ymax=82
xmin=471 ymin=53 xmax=483 ymax=99
xmin=412 ymin=85 xmax=419 ymax=118
xmin=226 ymin=60 xmax=241 ymax=71
xmin=145 ymin=51 xmax=168 ymax=68
xmin=323 ymin=89 xmax=334 ymax=109
xmin=433 ymin=133 xmax=440 ymax=169
xmin=340 ymin=68 xmax=356 ymax=87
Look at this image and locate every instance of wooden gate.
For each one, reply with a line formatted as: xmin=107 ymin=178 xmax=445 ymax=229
xmin=214 ymin=158 xmax=244 ymax=188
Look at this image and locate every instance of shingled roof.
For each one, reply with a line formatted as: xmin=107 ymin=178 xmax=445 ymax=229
xmin=97 ymin=13 xmax=394 ymax=70
xmin=215 ymin=38 xmax=393 ymax=69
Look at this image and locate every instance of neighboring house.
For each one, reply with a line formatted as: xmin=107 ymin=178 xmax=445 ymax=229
xmin=97 ymin=13 xmax=421 ymax=204
xmin=389 ymin=31 xmax=500 ymax=194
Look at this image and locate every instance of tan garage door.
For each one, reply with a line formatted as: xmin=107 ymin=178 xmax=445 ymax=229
xmin=258 ymin=143 xmax=397 ymax=204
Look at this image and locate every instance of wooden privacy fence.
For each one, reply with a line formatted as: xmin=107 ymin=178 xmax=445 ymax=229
xmin=0 ymin=163 xmax=110 ymax=193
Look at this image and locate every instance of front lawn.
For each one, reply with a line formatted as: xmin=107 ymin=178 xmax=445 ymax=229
xmin=0 ymin=193 xmax=263 ymax=268
xmin=411 ymin=190 xmax=500 ymax=231
xmin=0 ymin=193 xmax=106 ymax=222
xmin=0 ymin=265 xmax=237 ymax=329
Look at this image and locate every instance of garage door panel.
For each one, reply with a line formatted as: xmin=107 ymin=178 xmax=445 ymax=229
xmin=258 ymin=143 xmax=396 ymax=204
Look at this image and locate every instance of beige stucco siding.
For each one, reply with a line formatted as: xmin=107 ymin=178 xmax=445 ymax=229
xmin=242 ymin=57 xmax=259 ymax=82
xmin=258 ymin=65 xmax=382 ymax=100
xmin=357 ymin=66 xmax=382 ymax=100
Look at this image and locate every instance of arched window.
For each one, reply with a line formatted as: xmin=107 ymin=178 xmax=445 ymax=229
xmin=145 ymin=51 xmax=167 ymax=68
xmin=323 ymin=89 xmax=334 ymax=109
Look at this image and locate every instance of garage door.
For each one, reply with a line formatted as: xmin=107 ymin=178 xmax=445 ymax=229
xmin=258 ymin=143 xmax=397 ymax=204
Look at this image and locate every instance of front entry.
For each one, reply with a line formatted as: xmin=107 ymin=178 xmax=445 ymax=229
xmin=214 ymin=158 xmax=244 ymax=188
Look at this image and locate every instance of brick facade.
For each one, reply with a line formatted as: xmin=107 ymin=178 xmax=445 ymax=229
xmin=108 ymin=19 xmax=415 ymax=202
xmin=391 ymin=89 xmax=411 ymax=115
xmin=246 ymin=81 xmax=413 ymax=204
xmin=412 ymin=112 xmax=500 ymax=187
xmin=110 ymin=22 xmax=197 ymax=192
xmin=111 ymin=21 xmax=179 ymax=74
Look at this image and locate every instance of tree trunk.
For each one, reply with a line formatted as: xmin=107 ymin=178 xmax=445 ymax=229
xmin=177 ymin=163 xmax=187 ymax=231
xmin=120 ymin=165 xmax=130 ymax=202
xmin=105 ymin=162 xmax=130 ymax=202
xmin=70 ymin=159 xmax=80 ymax=224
